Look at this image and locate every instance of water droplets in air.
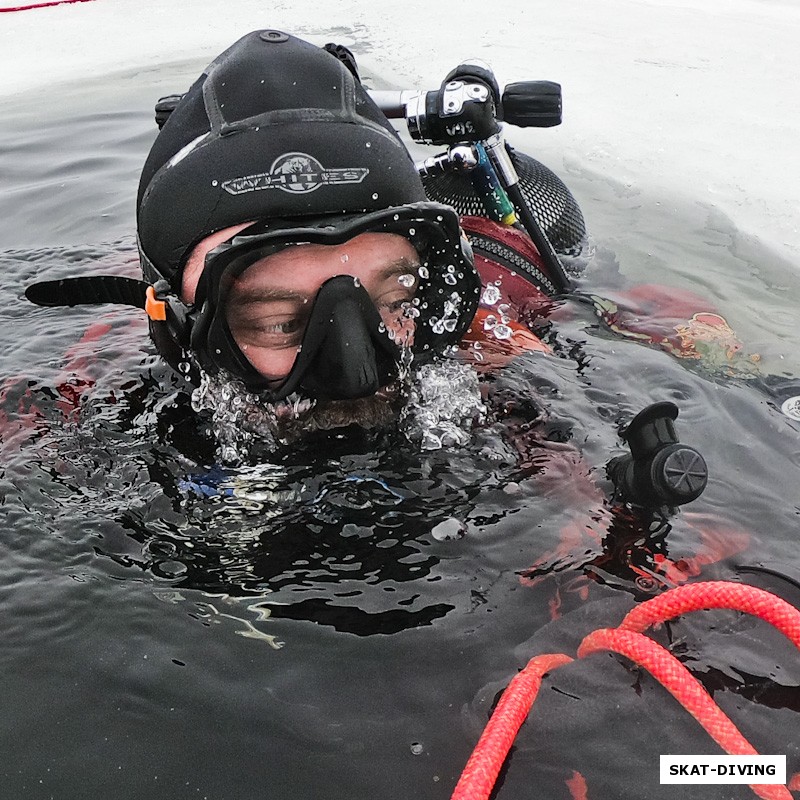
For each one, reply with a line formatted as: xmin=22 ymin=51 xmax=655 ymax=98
xmin=481 ymin=284 xmax=500 ymax=305
xmin=397 ymin=273 xmax=415 ymax=288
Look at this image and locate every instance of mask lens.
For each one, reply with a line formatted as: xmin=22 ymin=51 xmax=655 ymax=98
xmin=223 ymin=232 xmax=422 ymax=386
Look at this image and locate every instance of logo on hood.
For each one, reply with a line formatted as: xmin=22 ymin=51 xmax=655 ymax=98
xmin=222 ymin=152 xmax=370 ymax=195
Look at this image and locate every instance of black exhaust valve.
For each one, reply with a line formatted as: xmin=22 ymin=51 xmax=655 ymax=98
xmin=607 ymin=401 xmax=708 ymax=508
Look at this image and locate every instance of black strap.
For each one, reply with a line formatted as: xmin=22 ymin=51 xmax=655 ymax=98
xmin=25 ymin=276 xmax=150 ymax=309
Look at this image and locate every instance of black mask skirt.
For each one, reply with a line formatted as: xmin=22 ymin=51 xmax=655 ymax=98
xmin=182 ymin=203 xmax=480 ymax=400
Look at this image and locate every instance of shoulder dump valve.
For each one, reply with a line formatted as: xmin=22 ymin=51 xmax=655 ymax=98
xmin=607 ymin=401 xmax=708 ymax=508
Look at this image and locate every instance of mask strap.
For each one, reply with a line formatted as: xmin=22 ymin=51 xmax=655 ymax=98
xmin=25 ymin=276 xmax=150 ymax=309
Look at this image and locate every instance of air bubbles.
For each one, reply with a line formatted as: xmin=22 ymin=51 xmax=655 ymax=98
xmin=211 ymin=180 xmax=219 ymax=187
xmin=444 ymin=274 xmax=457 ymax=286
xmin=483 ymin=314 xmax=497 ymax=331
xmin=417 ymin=266 xmax=429 ymax=279
xmin=493 ymin=324 xmax=512 ymax=340
xmin=341 ymin=254 xmax=350 ymax=263
xmin=365 ymin=141 xmax=372 ymax=148
xmin=409 ymin=228 xmax=415 ymax=236
xmin=353 ymin=276 xmax=361 ymax=288
xmin=372 ymin=193 xmax=379 ymax=200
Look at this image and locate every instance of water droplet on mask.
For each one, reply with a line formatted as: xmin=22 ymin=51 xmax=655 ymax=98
xmin=211 ymin=179 xmax=219 ymax=187
xmin=378 ymin=321 xmax=386 ymax=333
xmin=497 ymin=303 xmax=511 ymax=316
xmin=397 ymin=274 xmax=415 ymax=288
xmin=444 ymin=318 xmax=457 ymax=332
xmin=483 ymin=314 xmax=497 ymax=331
xmin=372 ymin=193 xmax=379 ymax=200
xmin=482 ymin=285 xmax=500 ymax=305
xmin=444 ymin=274 xmax=457 ymax=285
xmin=410 ymin=742 xmax=424 ymax=756
xmin=393 ymin=214 xmax=400 ymax=221
xmin=365 ymin=141 xmax=372 ymax=148
xmin=353 ymin=276 xmax=361 ymax=287
xmin=432 ymin=319 xmax=446 ymax=335
xmin=417 ymin=266 xmax=429 ymax=279
xmin=409 ymin=228 xmax=415 ymax=236
xmin=341 ymin=253 xmax=350 ymax=263
xmin=493 ymin=324 xmax=512 ymax=340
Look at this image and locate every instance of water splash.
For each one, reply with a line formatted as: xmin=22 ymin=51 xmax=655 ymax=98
xmin=400 ymin=359 xmax=485 ymax=450
xmin=190 ymin=357 xmax=485 ymax=462
xmin=192 ymin=373 xmax=274 ymax=461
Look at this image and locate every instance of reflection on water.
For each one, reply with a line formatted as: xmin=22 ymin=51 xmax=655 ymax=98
xmin=1 ymin=61 xmax=800 ymax=800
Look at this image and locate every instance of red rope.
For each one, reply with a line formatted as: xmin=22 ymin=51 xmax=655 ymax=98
xmin=0 ymin=0 xmax=95 ymax=12
xmin=619 ymin=581 xmax=800 ymax=647
xmin=579 ymin=629 xmax=792 ymax=800
xmin=450 ymin=654 xmax=572 ymax=800
xmin=451 ymin=581 xmax=800 ymax=800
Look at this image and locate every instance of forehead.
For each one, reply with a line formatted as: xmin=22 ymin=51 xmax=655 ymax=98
xmin=233 ymin=232 xmax=419 ymax=291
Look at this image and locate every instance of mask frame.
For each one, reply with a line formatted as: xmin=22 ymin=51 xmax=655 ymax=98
xmin=145 ymin=202 xmax=480 ymax=397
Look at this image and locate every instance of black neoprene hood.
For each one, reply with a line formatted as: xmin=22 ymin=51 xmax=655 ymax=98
xmin=137 ymin=30 xmax=429 ymax=289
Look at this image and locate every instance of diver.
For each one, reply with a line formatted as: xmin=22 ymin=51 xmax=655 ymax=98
xmin=23 ymin=28 xmax=743 ymax=509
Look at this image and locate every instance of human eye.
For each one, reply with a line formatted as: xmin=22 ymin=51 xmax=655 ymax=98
xmin=228 ymin=304 xmax=308 ymax=349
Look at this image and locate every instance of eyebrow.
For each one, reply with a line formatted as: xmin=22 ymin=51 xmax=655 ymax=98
xmin=229 ymin=256 xmax=420 ymax=306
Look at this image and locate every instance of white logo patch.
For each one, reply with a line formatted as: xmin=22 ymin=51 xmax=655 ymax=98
xmin=222 ymin=152 xmax=369 ymax=195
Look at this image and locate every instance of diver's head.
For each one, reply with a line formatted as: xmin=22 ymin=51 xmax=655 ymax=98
xmin=136 ymin=30 xmax=480 ymax=401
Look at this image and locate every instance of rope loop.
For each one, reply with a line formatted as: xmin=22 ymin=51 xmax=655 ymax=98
xmin=451 ymin=580 xmax=799 ymax=800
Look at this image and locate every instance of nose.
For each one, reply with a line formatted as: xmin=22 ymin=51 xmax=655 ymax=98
xmin=273 ymin=275 xmax=400 ymax=400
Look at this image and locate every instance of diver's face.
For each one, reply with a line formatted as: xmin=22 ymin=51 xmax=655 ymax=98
xmin=224 ymin=232 xmax=420 ymax=384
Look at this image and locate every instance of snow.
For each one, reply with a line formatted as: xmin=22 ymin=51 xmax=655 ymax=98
xmin=1 ymin=0 xmax=798 ymax=261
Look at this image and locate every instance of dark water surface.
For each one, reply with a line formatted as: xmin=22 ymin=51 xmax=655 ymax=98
xmin=2 ymin=59 xmax=800 ymax=800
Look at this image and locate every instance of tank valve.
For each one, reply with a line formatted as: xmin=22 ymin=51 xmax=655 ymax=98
xmin=607 ymin=401 xmax=708 ymax=507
